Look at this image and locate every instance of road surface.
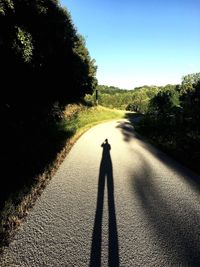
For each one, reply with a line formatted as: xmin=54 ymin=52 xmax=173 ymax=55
xmin=1 ymin=119 xmax=200 ymax=267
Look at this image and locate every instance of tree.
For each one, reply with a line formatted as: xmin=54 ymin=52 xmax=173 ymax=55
xmin=180 ymin=73 xmax=200 ymax=93
xmin=0 ymin=0 xmax=97 ymax=104
xmin=0 ymin=0 xmax=97 ymax=205
xmin=148 ymin=89 xmax=180 ymax=118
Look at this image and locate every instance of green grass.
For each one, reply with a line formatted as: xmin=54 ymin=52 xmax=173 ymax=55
xmin=0 ymin=104 xmax=125 ymax=252
xmin=64 ymin=104 xmax=126 ymax=136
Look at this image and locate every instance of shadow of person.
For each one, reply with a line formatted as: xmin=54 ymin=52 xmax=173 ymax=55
xmin=90 ymin=139 xmax=119 ymax=267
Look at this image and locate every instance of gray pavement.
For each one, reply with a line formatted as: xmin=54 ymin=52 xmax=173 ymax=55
xmin=1 ymin=119 xmax=200 ymax=267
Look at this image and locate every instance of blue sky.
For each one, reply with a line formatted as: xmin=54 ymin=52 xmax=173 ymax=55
xmin=60 ymin=0 xmax=200 ymax=89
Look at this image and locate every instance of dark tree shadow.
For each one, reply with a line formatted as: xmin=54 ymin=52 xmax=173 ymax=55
xmin=117 ymin=118 xmax=200 ymax=191
xmin=132 ymin=151 xmax=200 ymax=265
xmin=116 ymin=118 xmax=200 ymax=265
xmin=90 ymin=139 xmax=119 ymax=267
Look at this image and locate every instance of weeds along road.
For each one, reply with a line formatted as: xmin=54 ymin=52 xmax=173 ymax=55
xmin=1 ymin=119 xmax=200 ymax=267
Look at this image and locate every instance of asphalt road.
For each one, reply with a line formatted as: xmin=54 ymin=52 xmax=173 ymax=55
xmin=1 ymin=119 xmax=200 ymax=267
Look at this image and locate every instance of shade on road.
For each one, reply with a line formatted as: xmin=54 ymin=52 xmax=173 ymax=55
xmin=1 ymin=119 xmax=200 ymax=266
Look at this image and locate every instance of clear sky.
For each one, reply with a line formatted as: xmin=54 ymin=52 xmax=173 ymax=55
xmin=60 ymin=0 xmax=200 ymax=89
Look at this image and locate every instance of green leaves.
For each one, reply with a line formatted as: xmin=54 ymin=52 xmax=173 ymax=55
xmin=35 ymin=0 xmax=48 ymax=15
xmin=12 ymin=26 xmax=33 ymax=63
xmin=181 ymin=73 xmax=200 ymax=93
xmin=0 ymin=0 xmax=14 ymax=15
xmin=0 ymin=0 xmax=97 ymax=101
xmin=93 ymin=85 xmax=158 ymax=113
xmin=149 ymin=89 xmax=180 ymax=118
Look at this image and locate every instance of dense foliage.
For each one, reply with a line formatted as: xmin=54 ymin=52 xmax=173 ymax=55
xmin=0 ymin=0 xmax=97 ymax=206
xmin=0 ymin=0 xmax=97 ymax=102
xmin=137 ymin=73 xmax=200 ymax=173
xmin=86 ymin=84 xmax=162 ymax=112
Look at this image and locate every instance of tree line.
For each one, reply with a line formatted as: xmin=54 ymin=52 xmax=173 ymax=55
xmin=0 ymin=0 xmax=97 ymax=206
xmin=137 ymin=73 xmax=200 ymax=173
xmin=86 ymin=84 xmax=164 ymax=112
xmin=85 ymin=73 xmax=200 ymax=172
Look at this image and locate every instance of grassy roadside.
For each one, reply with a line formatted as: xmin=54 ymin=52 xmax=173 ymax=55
xmin=0 ymin=104 xmax=125 ymax=252
xmin=64 ymin=104 xmax=125 ymax=134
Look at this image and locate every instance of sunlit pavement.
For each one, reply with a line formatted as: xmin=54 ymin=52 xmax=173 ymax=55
xmin=1 ymin=119 xmax=200 ymax=267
